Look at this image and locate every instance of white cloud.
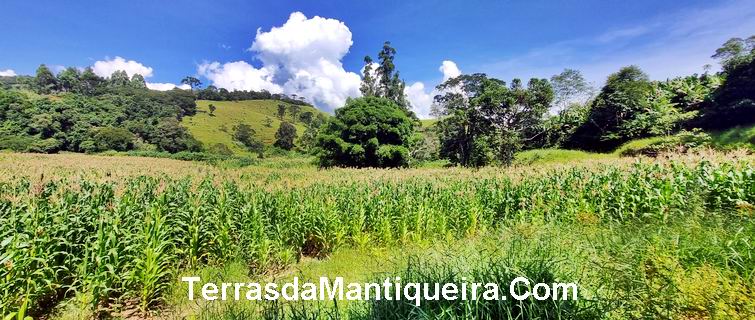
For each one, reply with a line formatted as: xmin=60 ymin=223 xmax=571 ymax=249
xmin=405 ymin=82 xmax=434 ymax=119
xmin=200 ymin=12 xmax=361 ymax=111
xmin=405 ymin=60 xmax=462 ymax=119
xmin=439 ymin=61 xmax=461 ymax=81
xmin=197 ymin=61 xmax=282 ymax=93
xmin=146 ymin=82 xmax=191 ymax=91
xmin=92 ymin=56 xmax=154 ymax=78
xmin=0 ymin=69 xmax=16 ymax=77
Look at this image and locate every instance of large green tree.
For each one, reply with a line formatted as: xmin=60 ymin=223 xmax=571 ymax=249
xmin=565 ymin=66 xmax=655 ymax=151
xmin=434 ymin=74 xmax=554 ymax=166
xmin=316 ymin=96 xmax=414 ymax=168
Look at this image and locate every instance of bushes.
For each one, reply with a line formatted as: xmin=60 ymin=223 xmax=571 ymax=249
xmin=317 ymin=96 xmax=414 ymax=168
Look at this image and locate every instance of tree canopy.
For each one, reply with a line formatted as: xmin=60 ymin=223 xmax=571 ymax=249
xmin=316 ymin=96 xmax=414 ymax=168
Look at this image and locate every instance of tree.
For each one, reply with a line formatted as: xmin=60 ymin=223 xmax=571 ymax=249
xmin=90 ymin=127 xmax=134 ymax=151
xmin=360 ymin=42 xmax=413 ymax=116
xmin=277 ymin=104 xmax=286 ymax=120
xmin=299 ymin=111 xmax=314 ymax=125
xmin=565 ymin=66 xmax=654 ymax=151
xmin=130 ymin=74 xmax=147 ymax=89
xmin=288 ymin=104 xmax=301 ymax=122
xmin=109 ymin=70 xmax=130 ymax=87
xmin=264 ymin=117 xmax=273 ymax=128
xmin=712 ymin=36 xmax=755 ymax=72
xmin=58 ymin=67 xmax=81 ymax=92
xmin=233 ymin=123 xmax=264 ymax=156
xmin=550 ymin=69 xmax=593 ymax=112
xmin=298 ymin=123 xmax=319 ymax=153
xmin=80 ymin=67 xmax=104 ymax=95
xmin=317 ymin=96 xmax=414 ymax=168
xmin=698 ymin=35 xmax=755 ymax=129
xmin=434 ymin=73 xmax=553 ymax=166
xmin=153 ymin=118 xmax=202 ymax=153
xmin=360 ymin=56 xmax=379 ymax=97
xmin=181 ymin=76 xmax=202 ymax=90
xmin=35 ymin=64 xmax=58 ymax=94
xmin=208 ymin=103 xmax=216 ymax=116
xmin=273 ymin=122 xmax=297 ymax=150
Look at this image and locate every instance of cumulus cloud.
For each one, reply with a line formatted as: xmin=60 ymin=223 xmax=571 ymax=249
xmin=146 ymin=82 xmax=191 ymax=91
xmin=199 ymin=12 xmax=361 ymax=111
xmin=405 ymin=60 xmax=462 ymax=119
xmin=439 ymin=61 xmax=461 ymax=81
xmin=405 ymin=82 xmax=434 ymax=119
xmin=198 ymin=61 xmax=282 ymax=93
xmin=92 ymin=56 xmax=154 ymax=78
xmin=0 ymin=69 xmax=16 ymax=77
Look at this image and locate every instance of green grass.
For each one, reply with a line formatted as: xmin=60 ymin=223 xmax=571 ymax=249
xmin=514 ymin=148 xmax=614 ymax=165
xmin=183 ymin=100 xmax=327 ymax=154
xmin=711 ymin=124 xmax=755 ymax=151
xmin=420 ymin=118 xmax=439 ymax=128
xmin=612 ymin=136 xmax=667 ymax=156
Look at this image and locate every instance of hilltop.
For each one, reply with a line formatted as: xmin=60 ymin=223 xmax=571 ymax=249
xmin=183 ymin=100 xmax=327 ymax=154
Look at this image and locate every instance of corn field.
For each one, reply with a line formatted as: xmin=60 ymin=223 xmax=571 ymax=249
xmin=1 ymin=155 xmax=754 ymax=318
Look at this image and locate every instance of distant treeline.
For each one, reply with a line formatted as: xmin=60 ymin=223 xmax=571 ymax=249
xmin=195 ymin=85 xmax=311 ymax=106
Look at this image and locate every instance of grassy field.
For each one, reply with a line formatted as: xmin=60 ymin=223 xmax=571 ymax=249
xmin=1 ymin=150 xmax=754 ymax=319
xmin=183 ymin=100 xmax=326 ymax=153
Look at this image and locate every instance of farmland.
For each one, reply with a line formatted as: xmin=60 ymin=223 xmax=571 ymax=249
xmin=1 ymin=151 xmax=754 ymax=319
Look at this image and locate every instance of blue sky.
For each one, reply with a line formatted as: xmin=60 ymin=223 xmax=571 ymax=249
xmin=2 ymin=0 xmax=754 ymax=116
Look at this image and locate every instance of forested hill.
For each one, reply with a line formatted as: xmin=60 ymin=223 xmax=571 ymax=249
xmin=0 ymin=67 xmax=321 ymax=155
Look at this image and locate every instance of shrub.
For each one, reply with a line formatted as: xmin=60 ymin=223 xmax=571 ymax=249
xmin=0 ymin=135 xmax=35 ymax=151
xmin=317 ymin=96 xmax=414 ymax=168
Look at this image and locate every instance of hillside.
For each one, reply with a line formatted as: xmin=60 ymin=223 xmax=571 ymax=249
xmin=183 ymin=100 xmax=327 ymax=153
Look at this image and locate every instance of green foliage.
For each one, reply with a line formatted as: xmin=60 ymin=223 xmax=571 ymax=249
xmin=360 ymin=42 xmax=413 ymax=116
xmin=2 ymin=158 xmax=754 ymax=317
xmin=702 ymin=56 xmax=755 ymax=129
xmin=550 ymin=68 xmax=594 ymax=111
xmin=273 ymin=122 xmax=297 ymax=150
xmin=434 ymin=74 xmax=553 ymax=166
xmin=513 ymin=148 xmax=613 ymax=165
xmin=566 ymin=66 xmax=654 ymax=151
xmin=86 ymin=126 xmax=135 ymax=152
xmin=34 ymin=64 xmax=58 ymax=94
xmin=614 ymin=129 xmax=712 ymax=157
xmin=208 ymin=142 xmax=234 ymax=156
xmin=277 ymin=104 xmax=286 ymax=120
xmin=152 ymin=118 xmax=202 ymax=153
xmin=233 ymin=123 xmax=264 ymax=156
xmin=317 ymin=96 xmax=414 ymax=167
xmin=0 ymin=74 xmax=199 ymax=154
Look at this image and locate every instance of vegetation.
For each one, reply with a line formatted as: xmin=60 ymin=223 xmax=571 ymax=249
xmin=0 ymin=152 xmax=753 ymax=319
xmin=432 ymin=74 xmax=553 ymax=166
xmin=316 ymin=96 xmax=415 ymax=168
xmin=360 ymin=42 xmax=413 ymax=116
xmin=0 ymin=67 xmax=199 ymax=154
xmin=273 ymin=122 xmax=297 ymax=150
xmin=182 ymin=100 xmax=325 ymax=154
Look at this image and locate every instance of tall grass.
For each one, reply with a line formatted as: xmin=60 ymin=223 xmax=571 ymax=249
xmin=0 ymin=158 xmax=753 ymax=317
